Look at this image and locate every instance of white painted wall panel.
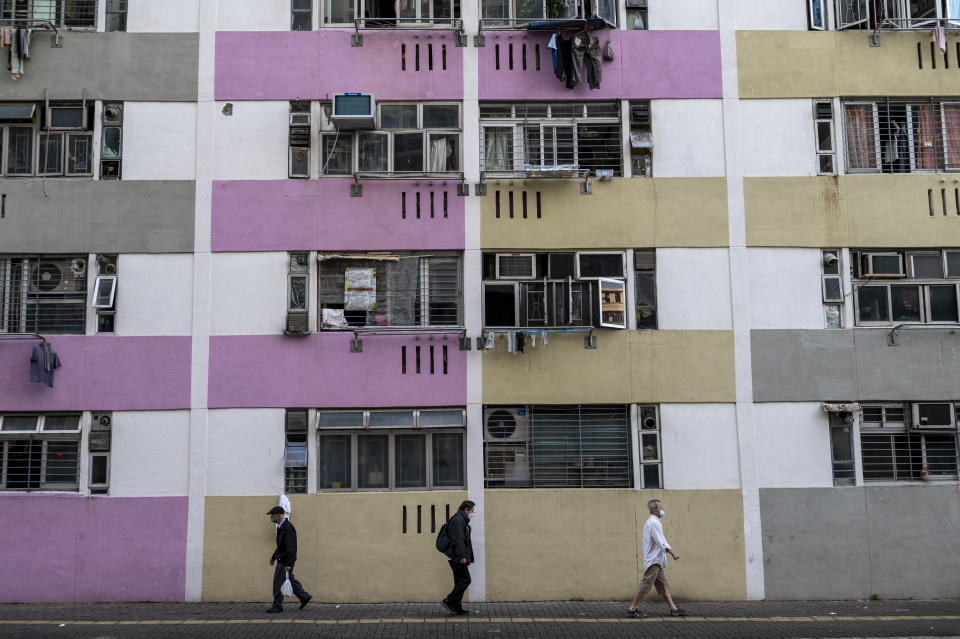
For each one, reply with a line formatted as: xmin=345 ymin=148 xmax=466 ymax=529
xmin=649 ymin=0 xmax=719 ymax=30
xmin=651 ymin=100 xmax=726 ymax=178
xmin=127 ymin=0 xmax=200 ymax=32
xmin=755 ymin=402 xmax=834 ymax=488
xmin=657 ymin=248 xmax=732 ymax=330
xmin=211 ymin=252 xmax=288 ymax=335
xmin=207 ymin=409 xmax=286 ymax=495
xmin=660 ymin=404 xmax=741 ymax=489
xmin=123 ymin=103 xmax=198 ymax=180
xmin=741 ymin=100 xmax=816 ymax=177
xmin=217 ymin=0 xmax=291 ymax=30
xmin=736 ymin=0 xmax=810 ymax=29
xmin=747 ymin=248 xmax=825 ymax=329
xmin=109 ymin=411 xmax=190 ymax=496
xmin=214 ymin=101 xmax=289 ymax=180
xmin=115 ymin=254 xmax=193 ymax=336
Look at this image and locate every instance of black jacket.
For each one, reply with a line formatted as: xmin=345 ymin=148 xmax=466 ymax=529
xmin=271 ymin=519 xmax=298 ymax=567
xmin=444 ymin=511 xmax=474 ymax=564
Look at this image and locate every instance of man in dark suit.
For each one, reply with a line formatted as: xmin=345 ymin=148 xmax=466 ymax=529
xmin=441 ymin=500 xmax=475 ymax=615
xmin=266 ymin=506 xmax=312 ymax=613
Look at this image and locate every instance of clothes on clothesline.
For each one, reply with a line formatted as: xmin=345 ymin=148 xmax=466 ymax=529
xmin=2 ymin=26 xmax=32 ymax=80
xmin=934 ymin=25 xmax=947 ymax=54
xmin=30 ymin=343 xmax=61 ymax=389
xmin=548 ymin=31 xmax=604 ymax=90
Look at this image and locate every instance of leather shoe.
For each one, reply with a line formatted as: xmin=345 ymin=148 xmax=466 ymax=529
xmin=441 ymin=600 xmax=457 ymax=614
xmin=299 ymin=595 xmax=312 ymax=610
xmin=265 ymin=608 xmax=283 ymax=613
xmin=455 ymin=607 xmax=470 ymax=615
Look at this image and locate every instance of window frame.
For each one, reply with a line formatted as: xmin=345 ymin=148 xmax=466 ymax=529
xmin=853 ymin=249 xmax=960 ymax=326
xmin=321 ymin=0 xmax=461 ymax=27
xmin=480 ymin=0 xmax=618 ymax=28
xmin=0 ymin=105 xmax=94 ymax=178
xmin=858 ymin=402 xmax=959 ymax=482
xmin=92 ymin=275 xmax=117 ymax=310
xmin=0 ymin=413 xmax=82 ymax=492
xmin=0 ymin=254 xmax=89 ymax=335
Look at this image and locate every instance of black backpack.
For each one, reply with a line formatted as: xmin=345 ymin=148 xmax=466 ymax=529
xmin=436 ymin=521 xmax=451 ymax=553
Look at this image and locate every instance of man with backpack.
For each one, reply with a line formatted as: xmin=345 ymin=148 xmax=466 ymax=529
xmin=438 ymin=500 xmax=475 ymax=615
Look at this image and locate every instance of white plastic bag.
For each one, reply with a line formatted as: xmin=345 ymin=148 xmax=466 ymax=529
xmin=280 ymin=573 xmax=293 ymax=597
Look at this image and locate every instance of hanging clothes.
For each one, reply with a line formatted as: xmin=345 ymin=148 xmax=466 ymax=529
xmin=570 ymin=32 xmax=587 ymax=88
xmin=18 ymin=28 xmax=30 ymax=59
xmin=10 ymin=27 xmax=23 ymax=80
xmin=506 ymin=331 xmax=515 ymax=353
xmin=584 ymin=32 xmax=603 ymax=89
xmin=484 ymin=332 xmax=495 ymax=350
xmin=30 ymin=343 xmax=61 ymax=389
xmin=548 ymin=33 xmax=560 ymax=79
xmin=1 ymin=26 xmax=12 ymax=48
xmin=934 ymin=26 xmax=947 ymax=54
xmin=556 ymin=34 xmax=576 ymax=89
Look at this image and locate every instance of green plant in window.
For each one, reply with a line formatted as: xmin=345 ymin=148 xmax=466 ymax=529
xmin=546 ymin=0 xmax=565 ymax=18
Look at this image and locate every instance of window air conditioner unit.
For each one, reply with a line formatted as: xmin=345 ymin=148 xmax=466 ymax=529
xmin=331 ymin=93 xmax=376 ymax=130
xmin=484 ymin=407 xmax=529 ymax=441
xmin=862 ymin=252 xmax=905 ymax=278
xmin=912 ymin=403 xmax=955 ymax=429
xmin=47 ymin=105 xmax=87 ymax=130
xmin=495 ymin=254 xmax=536 ymax=280
xmin=30 ymin=259 xmax=86 ymax=293
xmin=286 ymin=312 xmax=309 ymax=335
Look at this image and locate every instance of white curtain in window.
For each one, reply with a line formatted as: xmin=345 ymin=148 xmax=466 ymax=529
xmin=484 ymin=129 xmax=512 ymax=170
xmin=429 ymin=137 xmax=450 ymax=172
xmin=949 ymin=0 xmax=960 ymax=24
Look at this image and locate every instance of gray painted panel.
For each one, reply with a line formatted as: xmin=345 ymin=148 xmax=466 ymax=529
xmin=0 ymin=180 xmax=194 ymax=253
xmin=864 ymin=485 xmax=960 ymax=598
xmin=854 ymin=329 xmax=960 ymax=401
xmin=760 ymin=487 xmax=871 ymax=599
xmin=751 ymin=330 xmax=857 ymax=402
xmin=1 ymin=32 xmax=198 ymax=101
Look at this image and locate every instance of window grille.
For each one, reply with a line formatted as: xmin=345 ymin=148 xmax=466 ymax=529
xmin=852 ymin=249 xmax=960 ymax=325
xmin=480 ymin=0 xmax=617 ymax=28
xmin=0 ymin=103 xmax=94 ymax=177
xmin=484 ymin=405 xmax=632 ymax=489
xmin=0 ymin=256 xmax=87 ymax=334
xmin=291 ymin=0 xmax=311 ymax=30
xmin=637 ymin=404 xmax=661 ymax=488
xmin=1 ymin=0 xmax=97 ymax=28
xmin=829 ymin=0 xmax=960 ymax=30
xmin=859 ymin=402 xmax=959 ymax=481
xmin=323 ymin=0 xmax=460 ymax=27
xmin=480 ymin=102 xmax=623 ymax=178
xmin=319 ymin=254 xmax=460 ymax=329
xmin=0 ymin=413 xmax=81 ymax=491
xmin=105 ymin=0 xmax=125 ymax=31
xmin=317 ymin=408 xmax=466 ymax=491
xmin=284 ymin=409 xmax=308 ymax=494
xmin=634 ymin=249 xmax=657 ymax=330
xmin=844 ymin=99 xmax=960 ymax=174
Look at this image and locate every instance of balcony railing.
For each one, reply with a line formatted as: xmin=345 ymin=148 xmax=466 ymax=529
xmin=0 ymin=0 xmax=96 ymax=29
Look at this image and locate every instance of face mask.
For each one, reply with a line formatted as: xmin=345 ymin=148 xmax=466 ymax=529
xmin=659 ymin=510 xmax=666 ymax=518
xmin=467 ymin=512 xmax=475 ymax=520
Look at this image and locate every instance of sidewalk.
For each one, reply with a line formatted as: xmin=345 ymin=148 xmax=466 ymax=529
xmin=0 ymin=599 xmax=958 ymax=638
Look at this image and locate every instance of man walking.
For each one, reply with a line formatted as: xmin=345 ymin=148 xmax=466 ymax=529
xmin=265 ymin=506 xmax=312 ymax=613
xmin=627 ymin=499 xmax=686 ymax=618
xmin=441 ymin=500 xmax=475 ymax=615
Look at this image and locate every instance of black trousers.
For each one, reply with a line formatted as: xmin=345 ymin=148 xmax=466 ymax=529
xmin=445 ymin=560 xmax=471 ymax=606
xmin=272 ymin=563 xmax=310 ymax=610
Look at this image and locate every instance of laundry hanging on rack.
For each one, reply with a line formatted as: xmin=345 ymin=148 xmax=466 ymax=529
xmin=4 ymin=27 xmax=31 ymax=80
xmin=933 ymin=25 xmax=947 ymax=54
xmin=30 ymin=342 xmax=61 ymax=389
xmin=548 ymin=31 xmax=603 ymax=90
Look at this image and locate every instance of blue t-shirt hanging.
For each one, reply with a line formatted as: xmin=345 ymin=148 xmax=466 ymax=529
xmin=30 ymin=344 xmax=61 ymax=388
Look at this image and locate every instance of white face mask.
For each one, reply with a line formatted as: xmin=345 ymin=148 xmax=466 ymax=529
xmin=467 ymin=512 xmax=475 ymax=520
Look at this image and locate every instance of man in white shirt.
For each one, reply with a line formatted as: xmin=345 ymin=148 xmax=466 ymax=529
xmin=627 ymin=499 xmax=686 ymax=618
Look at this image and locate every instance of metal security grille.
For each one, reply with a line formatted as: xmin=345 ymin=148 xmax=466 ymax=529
xmin=484 ymin=405 xmax=631 ymax=488
xmin=844 ymin=99 xmax=960 ymax=173
xmin=861 ymin=432 xmax=958 ymax=479
xmin=480 ymin=103 xmax=623 ymax=178
xmin=319 ymin=254 xmax=460 ymax=328
xmin=0 ymin=413 xmax=81 ymax=491
xmin=1 ymin=0 xmax=97 ymax=27
xmin=0 ymin=256 xmax=87 ymax=334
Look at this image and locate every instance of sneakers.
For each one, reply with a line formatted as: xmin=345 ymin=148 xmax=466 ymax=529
xmin=670 ymin=607 xmax=687 ymax=617
xmin=299 ymin=595 xmax=312 ymax=610
xmin=627 ymin=609 xmax=649 ymax=618
xmin=441 ymin=600 xmax=458 ymax=614
xmin=265 ymin=607 xmax=283 ymax=613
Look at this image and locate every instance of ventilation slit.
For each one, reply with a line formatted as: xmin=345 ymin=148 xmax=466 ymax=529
xmin=428 ymin=43 xmax=434 ymax=71
xmin=522 ymin=191 xmax=528 ymax=218
xmin=430 ymin=191 xmax=435 ymax=218
xmin=416 ymin=192 xmax=421 ymax=219
xmin=942 ymin=188 xmax=948 ymax=216
xmin=536 ymin=191 xmax=542 ymax=218
xmin=932 ymin=41 xmax=937 ymax=69
xmin=495 ymin=190 xmax=501 ymax=218
xmin=416 ymin=346 xmax=421 ymax=374
xmin=402 ymin=43 xmax=406 ymax=71
xmin=445 ymin=504 xmax=450 ymax=520
xmin=402 ymin=192 xmax=407 ymax=219
xmin=431 ymin=504 xmax=436 ymax=533
xmin=402 ymin=505 xmax=407 ymax=533
xmin=955 ymin=188 xmax=959 ymax=215
xmin=495 ymin=44 xmax=500 ymax=70
xmin=417 ymin=505 xmax=422 ymax=534
xmin=522 ymin=43 xmax=527 ymax=70
xmin=509 ymin=191 xmax=514 ymax=218
xmin=443 ymin=191 xmax=448 ymax=218
xmin=402 ymin=345 xmax=407 ymax=374
xmin=442 ymin=44 xmax=447 ymax=70
xmin=442 ymin=345 xmax=448 ymax=375
xmin=535 ymin=43 xmax=541 ymax=70
xmin=929 ymin=188 xmax=935 ymax=216
xmin=429 ymin=345 xmax=435 ymax=375
xmin=509 ymin=43 xmax=514 ymax=70
xmin=919 ymin=42 xmax=924 ymax=69
xmin=416 ymin=43 xmax=421 ymax=71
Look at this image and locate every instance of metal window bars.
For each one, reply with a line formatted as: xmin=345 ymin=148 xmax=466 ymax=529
xmin=836 ymin=0 xmax=960 ymax=31
xmin=861 ymin=432 xmax=958 ymax=480
xmin=1 ymin=256 xmax=87 ymax=335
xmin=479 ymin=0 xmax=617 ymax=29
xmin=0 ymin=413 xmax=82 ymax=491
xmin=480 ymin=102 xmax=623 ymax=179
xmin=843 ymin=98 xmax=960 ymax=174
xmin=1 ymin=0 xmax=97 ymax=44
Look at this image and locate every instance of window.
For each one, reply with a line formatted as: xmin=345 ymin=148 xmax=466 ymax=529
xmin=0 ymin=413 xmax=81 ymax=491
xmin=285 ymin=410 xmax=308 ymax=493
xmin=822 ymin=250 xmax=844 ymax=328
xmin=853 ymin=249 xmax=960 ymax=325
xmin=289 ymin=103 xmax=312 ymax=179
xmin=105 ymin=0 xmax=126 ymax=31
xmin=626 ymin=0 xmax=647 ymax=29
xmin=843 ymin=99 xmax=960 ymax=174
xmin=482 ymin=251 xmax=627 ymax=329
xmin=480 ymin=102 xmax=623 ymax=177
xmin=321 ymin=103 xmax=461 ymax=175
xmin=100 ymin=102 xmax=123 ymax=180
xmin=0 ymin=102 xmax=93 ymax=177
xmin=483 ymin=405 xmax=631 ymax=488
xmin=819 ymin=0 xmax=960 ymax=30
xmin=481 ymin=0 xmax=617 ymax=27
xmin=319 ymin=253 xmax=460 ymax=329
xmin=828 ymin=410 xmax=856 ymax=485
xmin=323 ymin=0 xmax=460 ymax=27
xmin=317 ymin=409 xmax=465 ymax=490
xmin=291 ymin=0 xmax=312 ymax=29
xmin=860 ymin=402 xmax=958 ymax=481
xmin=629 ymin=101 xmax=652 ymax=177
xmin=0 ymin=0 xmax=97 ymax=28
xmin=634 ymin=250 xmax=657 ymax=329
xmin=0 ymin=256 xmax=87 ymax=334
xmin=637 ymin=405 xmax=661 ymax=488
xmin=814 ymin=100 xmax=836 ymax=175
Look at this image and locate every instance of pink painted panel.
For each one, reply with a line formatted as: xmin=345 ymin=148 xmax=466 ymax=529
xmin=0 ymin=495 xmax=187 ymax=603
xmin=212 ymin=179 xmax=465 ymax=252
xmin=208 ymin=333 xmax=466 ymax=408
xmin=0 ymin=336 xmax=191 ymax=411
xmin=215 ymin=30 xmax=463 ymax=100
xmin=478 ymin=30 xmax=722 ymax=100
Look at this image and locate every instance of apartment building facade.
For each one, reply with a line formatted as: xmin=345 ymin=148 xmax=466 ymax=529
xmin=0 ymin=0 xmax=957 ymax=604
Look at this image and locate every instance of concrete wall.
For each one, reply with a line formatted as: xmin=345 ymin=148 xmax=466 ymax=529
xmin=202 ymin=493 xmax=467 ymax=602
xmin=484 ymin=489 xmax=746 ymax=601
xmin=1 ymin=33 xmax=198 ymax=101
xmin=660 ymin=404 xmax=741 ymax=489
xmin=0 ymin=181 xmax=195 ymax=254
xmin=211 ymin=252 xmax=288 ymax=335
xmin=0 ymin=494 xmax=187 ymax=602
xmin=752 ymin=329 xmax=960 ymax=402
xmin=657 ymin=248 xmax=732 ymax=330
xmin=216 ymin=0 xmax=290 ymax=31
xmin=650 ymin=0 xmax=719 ymax=30
xmin=747 ymin=249 xmax=824 ymax=330
xmin=206 ymin=409 xmax=286 ymax=496
xmin=109 ymin=411 xmax=191 ymax=497
xmin=734 ymin=0 xmax=809 ymax=30
xmin=123 ymin=103 xmax=199 ymax=180
xmin=760 ymin=486 xmax=960 ymax=599
xmin=754 ymin=403 xmax=834 ymax=488
xmin=213 ymin=101 xmax=289 ymax=180
xmin=740 ymin=100 xmax=815 ymax=177
xmin=652 ymin=99 xmax=727 ymax=178
xmin=127 ymin=0 xmax=200 ymax=33
xmin=115 ymin=254 xmax=194 ymax=336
